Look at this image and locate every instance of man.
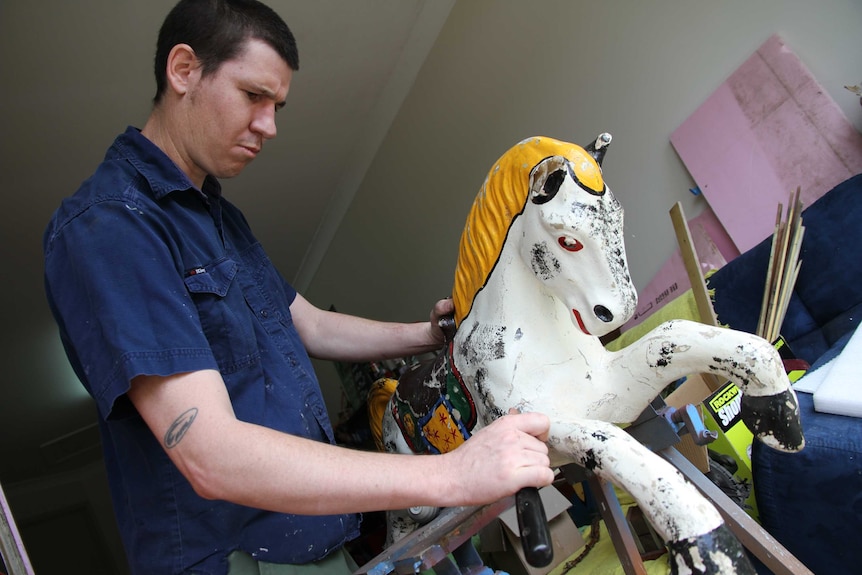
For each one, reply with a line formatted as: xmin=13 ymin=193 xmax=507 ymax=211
xmin=43 ymin=1 xmax=553 ymax=574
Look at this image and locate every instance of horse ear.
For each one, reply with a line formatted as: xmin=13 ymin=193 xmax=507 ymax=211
xmin=530 ymin=156 xmax=569 ymax=205
xmin=584 ymin=132 xmax=612 ymax=166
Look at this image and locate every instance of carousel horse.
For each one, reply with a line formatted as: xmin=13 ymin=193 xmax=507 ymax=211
xmin=371 ymin=134 xmax=804 ymax=575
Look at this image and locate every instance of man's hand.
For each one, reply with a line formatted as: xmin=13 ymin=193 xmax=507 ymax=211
xmin=429 ymin=297 xmax=456 ymax=346
xmin=441 ymin=411 xmax=554 ymax=506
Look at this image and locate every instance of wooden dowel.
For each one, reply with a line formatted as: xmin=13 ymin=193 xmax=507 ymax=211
xmin=757 ymin=206 xmax=783 ymax=338
xmin=669 ymin=202 xmax=723 ymax=393
xmin=760 ymin=187 xmax=805 ymax=342
xmin=771 ymin=228 xmax=805 ymax=341
xmin=670 ymin=202 xmax=717 ymax=326
xmin=763 ymin=220 xmax=790 ymax=341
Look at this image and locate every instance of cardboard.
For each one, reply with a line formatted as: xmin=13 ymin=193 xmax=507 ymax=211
xmin=480 ymin=486 xmax=584 ymax=575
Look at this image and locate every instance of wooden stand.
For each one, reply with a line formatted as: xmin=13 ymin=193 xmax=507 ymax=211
xmin=578 ymin=446 xmax=813 ymax=575
xmin=355 ymin=204 xmax=812 ymax=575
xmin=558 ymin=392 xmax=813 ymax=575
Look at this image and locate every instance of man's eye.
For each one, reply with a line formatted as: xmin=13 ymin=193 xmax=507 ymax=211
xmin=246 ymin=91 xmax=261 ymax=101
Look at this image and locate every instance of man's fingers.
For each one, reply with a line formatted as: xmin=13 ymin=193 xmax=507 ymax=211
xmin=504 ymin=410 xmax=551 ymax=443
xmin=431 ymin=297 xmax=454 ymax=318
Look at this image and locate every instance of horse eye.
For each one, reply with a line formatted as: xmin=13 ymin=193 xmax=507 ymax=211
xmin=558 ymin=236 xmax=584 ymax=252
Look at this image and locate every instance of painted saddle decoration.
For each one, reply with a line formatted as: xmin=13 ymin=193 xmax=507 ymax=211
xmin=373 ymin=134 xmax=804 ymax=575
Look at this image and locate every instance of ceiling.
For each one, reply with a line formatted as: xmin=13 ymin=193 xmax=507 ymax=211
xmin=0 ymin=0 xmax=453 ymax=483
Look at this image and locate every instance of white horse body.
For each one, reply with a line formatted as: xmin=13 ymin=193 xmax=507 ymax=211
xmin=379 ymin=135 xmax=803 ymax=574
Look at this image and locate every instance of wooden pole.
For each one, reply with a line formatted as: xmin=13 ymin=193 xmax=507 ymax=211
xmin=669 ymin=202 xmax=721 ymax=393
xmin=670 ymin=202 xmax=717 ymax=327
xmin=758 ymin=187 xmax=805 ymax=343
xmin=757 ymin=205 xmax=783 ymax=338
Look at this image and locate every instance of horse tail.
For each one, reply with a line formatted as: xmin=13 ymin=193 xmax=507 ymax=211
xmin=367 ymin=377 xmax=398 ymax=451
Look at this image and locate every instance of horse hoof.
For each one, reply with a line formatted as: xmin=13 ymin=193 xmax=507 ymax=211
xmin=667 ymin=523 xmax=755 ymax=575
xmin=741 ymin=389 xmax=805 ymax=452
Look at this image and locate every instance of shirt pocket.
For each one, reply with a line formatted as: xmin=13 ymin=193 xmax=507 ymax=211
xmin=184 ymin=257 xmax=260 ymax=373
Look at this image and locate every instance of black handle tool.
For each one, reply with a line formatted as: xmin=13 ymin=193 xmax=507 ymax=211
xmin=515 ymin=486 xmax=554 ymax=567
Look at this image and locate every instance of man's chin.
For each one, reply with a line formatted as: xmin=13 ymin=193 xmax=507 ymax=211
xmin=214 ymin=161 xmax=253 ymax=180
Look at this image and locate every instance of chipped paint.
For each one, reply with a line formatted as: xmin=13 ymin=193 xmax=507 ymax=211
xmin=377 ymin=135 xmax=802 ymax=573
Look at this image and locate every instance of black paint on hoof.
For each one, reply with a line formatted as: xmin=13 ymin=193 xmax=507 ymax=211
xmin=667 ymin=523 xmax=755 ymax=575
xmin=741 ymin=390 xmax=805 ymax=452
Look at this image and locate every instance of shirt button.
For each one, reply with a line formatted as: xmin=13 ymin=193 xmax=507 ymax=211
xmin=260 ymin=309 xmax=269 ymax=318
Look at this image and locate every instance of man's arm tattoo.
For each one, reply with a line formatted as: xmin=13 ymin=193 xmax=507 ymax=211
xmin=164 ymin=407 xmax=198 ymax=449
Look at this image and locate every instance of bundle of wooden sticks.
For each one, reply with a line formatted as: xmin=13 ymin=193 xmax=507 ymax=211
xmin=757 ymin=187 xmax=805 ymax=343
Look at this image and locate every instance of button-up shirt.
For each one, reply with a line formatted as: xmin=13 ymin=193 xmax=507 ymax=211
xmin=43 ymin=127 xmax=359 ymax=575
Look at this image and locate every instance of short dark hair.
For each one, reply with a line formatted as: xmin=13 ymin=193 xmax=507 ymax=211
xmin=153 ymin=0 xmax=299 ymax=104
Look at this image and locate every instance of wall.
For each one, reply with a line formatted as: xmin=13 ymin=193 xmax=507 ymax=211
xmin=3 ymin=461 xmax=128 ymax=574
xmin=307 ymin=0 xmax=862 ymax=419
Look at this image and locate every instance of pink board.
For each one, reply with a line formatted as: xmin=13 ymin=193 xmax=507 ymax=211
xmin=671 ymin=35 xmax=862 ymax=254
xmin=624 ymin=206 xmax=737 ymax=331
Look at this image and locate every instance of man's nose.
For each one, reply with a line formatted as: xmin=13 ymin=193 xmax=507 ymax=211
xmin=252 ymin=107 xmax=277 ymax=140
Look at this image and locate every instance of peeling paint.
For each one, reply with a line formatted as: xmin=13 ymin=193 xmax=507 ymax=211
xmin=376 ymin=136 xmax=801 ymax=573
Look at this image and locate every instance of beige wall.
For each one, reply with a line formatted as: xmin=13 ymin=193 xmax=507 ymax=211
xmin=308 ymin=0 xmax=862 ymax=418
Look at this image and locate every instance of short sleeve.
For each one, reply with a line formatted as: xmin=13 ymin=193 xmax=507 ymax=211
xmin=44 ymin=198 xmax=218 ymax=419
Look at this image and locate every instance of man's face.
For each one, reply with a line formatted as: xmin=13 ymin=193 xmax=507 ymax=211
xmin=180 ymin=38 xmax=292 ymax=184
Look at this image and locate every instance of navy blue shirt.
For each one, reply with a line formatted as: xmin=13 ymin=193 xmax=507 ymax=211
xmin=43 ymin=127 xmax=360 ymax=574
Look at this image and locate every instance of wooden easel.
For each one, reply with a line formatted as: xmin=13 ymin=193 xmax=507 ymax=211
xmin=0 ymin=479 xmax=34 ymax=575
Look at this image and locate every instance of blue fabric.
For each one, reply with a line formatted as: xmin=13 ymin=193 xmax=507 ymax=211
xmin=753 ymin=390 xmax=862 ymax=575
xmin=753 ymin=331 xmax=862 ymax=574
xmin=708 ymin=174 xmax=862 ymax=575
xmin=708 ymin=173 xmax=862 ymax=363
xmin=44 ymin=127 xmax=360 ymax=575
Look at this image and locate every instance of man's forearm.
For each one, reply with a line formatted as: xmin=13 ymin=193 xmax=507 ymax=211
xmin=292 ymin=295 xmax=446 ymax=362
xmin=176 ymin=412 xmax=552 ymax=515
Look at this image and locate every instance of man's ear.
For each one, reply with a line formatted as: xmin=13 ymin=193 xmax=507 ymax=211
xmin=165 ymin=43 xmax=200 ymax=96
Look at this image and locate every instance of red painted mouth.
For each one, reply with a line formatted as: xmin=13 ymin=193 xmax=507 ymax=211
xmin=572 ymin=309 xmax=591 ymax=335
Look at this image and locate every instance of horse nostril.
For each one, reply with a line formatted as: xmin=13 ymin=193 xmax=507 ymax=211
xmin=594 ymin=305 xmax=614 ymax=323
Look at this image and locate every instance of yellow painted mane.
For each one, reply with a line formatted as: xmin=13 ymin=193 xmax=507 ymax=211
xmin=452 ymin=136 xmax=605 ymax=326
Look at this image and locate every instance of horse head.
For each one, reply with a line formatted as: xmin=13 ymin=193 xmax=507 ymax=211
xmin=522 ymin=137 xmax=637 ymax=337
xmin=453 ymin=134 xmax=637 ymax=339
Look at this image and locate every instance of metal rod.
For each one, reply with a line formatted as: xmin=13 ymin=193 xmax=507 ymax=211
xmin=354 ymin=497 xmax=514 ymax=575
xmin=586 ymin=474 xmax=648 ymax=575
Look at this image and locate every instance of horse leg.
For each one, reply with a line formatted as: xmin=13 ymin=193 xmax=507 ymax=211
xmin=384 ymin=509 xmax=421 ymax=547
xmin=550 ymin=419 xmax=755 ymax=575
xmin=606 ymin=319 xmax=804 ymax=452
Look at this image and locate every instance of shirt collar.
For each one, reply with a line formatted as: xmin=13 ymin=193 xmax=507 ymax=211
xmin=114 ymin=126 xmax=222 ymax=200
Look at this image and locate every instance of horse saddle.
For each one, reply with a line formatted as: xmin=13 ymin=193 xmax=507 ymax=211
xmin=391 ymin=341 xmax=478 ymax=454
